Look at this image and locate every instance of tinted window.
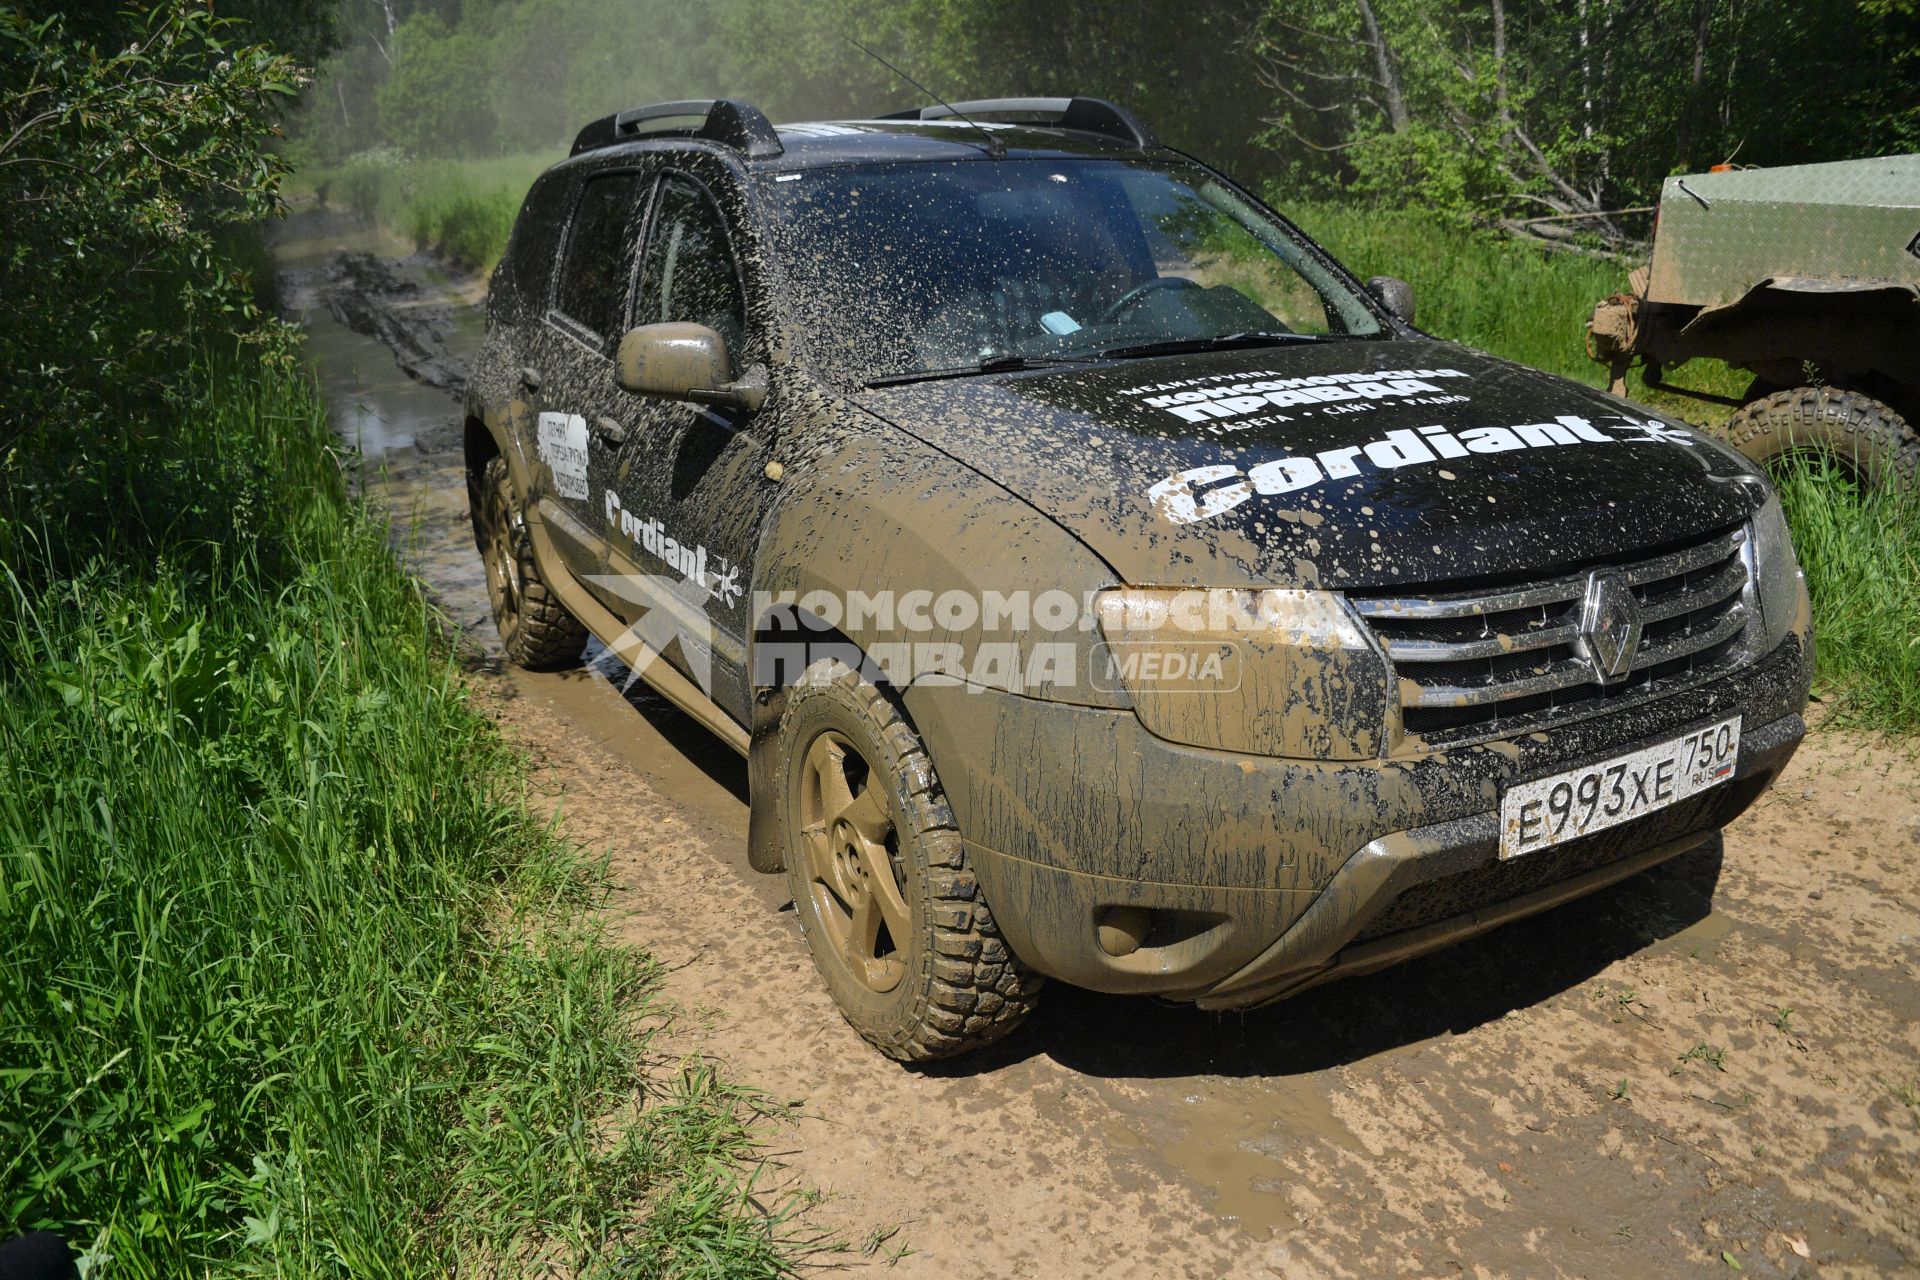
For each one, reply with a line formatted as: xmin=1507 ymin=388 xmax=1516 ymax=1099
xmin=555 ymin=172 xmax=643 ymax=342
xmin=634 ymin=178 xmax=746 ymax=373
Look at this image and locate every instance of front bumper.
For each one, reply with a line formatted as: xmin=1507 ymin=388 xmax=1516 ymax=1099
xmin=903 ymin=632 xmax=1811 ymax=1002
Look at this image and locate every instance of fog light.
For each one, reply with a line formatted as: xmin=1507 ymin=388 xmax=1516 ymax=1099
xmin=1096 ymin=905 xmax=1152 ymax=957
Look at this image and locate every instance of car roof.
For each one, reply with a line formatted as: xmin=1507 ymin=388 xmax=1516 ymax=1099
xmin=558 ymin=100 xmax=1165 ymax=179
xmin=761 ymin=119 xmax=1151 ymax=168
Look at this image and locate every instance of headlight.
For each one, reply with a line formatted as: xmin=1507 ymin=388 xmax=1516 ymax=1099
xmin=1093 ymin=587 xmax=1394 ymax=759
xmin=1747 ymin=489 xmax=1810 ymax=655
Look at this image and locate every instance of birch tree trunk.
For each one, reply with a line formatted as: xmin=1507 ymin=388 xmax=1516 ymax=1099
xmin=1355 ymin=0 xmax=1411 ymax=132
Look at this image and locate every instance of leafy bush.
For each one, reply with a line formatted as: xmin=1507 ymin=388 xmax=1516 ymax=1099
xmin=374 ymin=14 xmax=497 ymax=158
xmin=1 ymin=8 xmax=815 ymax=1270
xmin=0 ymin=5 xmax=302 ymax=466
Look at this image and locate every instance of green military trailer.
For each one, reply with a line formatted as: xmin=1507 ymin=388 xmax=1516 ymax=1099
xmin=1588 ymin=153 xmax=1920 ymax=489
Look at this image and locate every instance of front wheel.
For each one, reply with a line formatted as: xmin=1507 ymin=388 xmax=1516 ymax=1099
xmin=778 ymin=660 xmax=1041 ymax=1061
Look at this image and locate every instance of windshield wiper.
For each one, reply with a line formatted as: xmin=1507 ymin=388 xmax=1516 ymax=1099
xmin=865 ymin=353 xmax=1099 ymax=388
xmin=1097 ymin=331 xmax=1331 ymax=360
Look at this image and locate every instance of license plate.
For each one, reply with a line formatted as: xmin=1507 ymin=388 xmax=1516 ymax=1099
xmin=1499 ymin=715 xmax=1742 ymax=860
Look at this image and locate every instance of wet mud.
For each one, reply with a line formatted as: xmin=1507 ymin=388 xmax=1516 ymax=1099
xmin=317 ymin=250 xmax=473 ymax=395
xmin=272 ymin=204 xmax=1920 ymax=1279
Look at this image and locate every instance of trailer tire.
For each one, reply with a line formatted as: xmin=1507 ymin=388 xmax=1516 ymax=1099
xmin=1721 ymin=386 xmax=1919 ymax=492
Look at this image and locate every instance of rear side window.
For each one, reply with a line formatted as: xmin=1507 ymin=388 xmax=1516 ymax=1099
xmin=633 ymin=177 xmax=746 ymax=373
xmin=554 ymin=172 xmax=644 ymax=344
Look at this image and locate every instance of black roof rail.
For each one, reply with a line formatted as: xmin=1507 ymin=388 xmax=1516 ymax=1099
xmin=878 ymin=97 xmax=1157 ymax=148
xmin=570 ymin=98 xmax=784 ymax=159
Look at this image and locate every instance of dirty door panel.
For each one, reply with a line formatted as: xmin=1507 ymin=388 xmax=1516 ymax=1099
xmin=527 ymin=168 xmax=649 ymax=601
xmin=602 ymin=173 xmax=775 ymax=724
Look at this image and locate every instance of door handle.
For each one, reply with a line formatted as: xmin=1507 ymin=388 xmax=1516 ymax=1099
xmin=518 ymin=366 xmax=542 ymax=391
xmin=592 ymin=416 xmax=629 ymax=447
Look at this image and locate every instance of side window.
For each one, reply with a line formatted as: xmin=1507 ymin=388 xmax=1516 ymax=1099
xmin=633 ymin=177 xmax=746 ymax=374
xmin=554 ymin=172 xmax=644 ymax=345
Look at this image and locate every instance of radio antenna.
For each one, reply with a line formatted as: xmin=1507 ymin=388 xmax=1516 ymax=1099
xmin=844 ymin=36 xmax=1005 ymax=158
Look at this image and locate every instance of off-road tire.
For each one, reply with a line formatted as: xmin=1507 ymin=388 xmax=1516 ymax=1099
xmin=1721 ymin=386 xmax=1919 ymax=492
xmin=475 ymin=455 xmax=587 ymax=669
xmin=779 ymin=659 xmax=1041 ymax=1061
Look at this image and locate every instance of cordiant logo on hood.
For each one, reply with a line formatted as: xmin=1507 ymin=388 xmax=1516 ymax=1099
xmin=1147 ymin=414 xmax=1699 ymax=525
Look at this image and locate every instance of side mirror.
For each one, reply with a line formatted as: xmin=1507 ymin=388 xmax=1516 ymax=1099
xmin=1365 ymin=275 xmax=1416 ymax=326
xmin=615 ymin=322 xmax=767 ymax=412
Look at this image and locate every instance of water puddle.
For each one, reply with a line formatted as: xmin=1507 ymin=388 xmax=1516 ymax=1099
xmin=1158 ymin=1075 xmax=1365 ymax=1240
xmin=1650 ymin=908 xmax=1735 ymax=957
xmin=272 ymin=209 xmax=488 ymax=629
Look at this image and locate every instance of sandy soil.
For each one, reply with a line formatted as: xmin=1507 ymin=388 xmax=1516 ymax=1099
xmin=273 ymin=207 xmax=1919 ymax=1279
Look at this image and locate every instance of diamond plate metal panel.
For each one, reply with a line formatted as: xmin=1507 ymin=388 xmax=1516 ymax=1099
xmin=1646 ymin=154 xmax=1920 ymax=306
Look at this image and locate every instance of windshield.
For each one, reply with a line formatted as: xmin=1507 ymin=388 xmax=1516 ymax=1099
xmin=758 ymin=156 xmax=1386 ymax=386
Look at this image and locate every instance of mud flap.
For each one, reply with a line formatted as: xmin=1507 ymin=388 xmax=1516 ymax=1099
xmin=746 ymin=685 xmax=787 ymax=873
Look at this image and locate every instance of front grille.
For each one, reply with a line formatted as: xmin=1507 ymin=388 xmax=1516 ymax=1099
xmin=1352 ymin=526 xmax=1753 ymax=745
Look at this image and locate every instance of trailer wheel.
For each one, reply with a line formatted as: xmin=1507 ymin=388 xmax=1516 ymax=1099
xmin=1721 ymin=386 xmax=1919 ymax=492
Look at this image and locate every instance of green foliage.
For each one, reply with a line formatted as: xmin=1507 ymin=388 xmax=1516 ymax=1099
xmin=298 ymin=0 xmax=727 ymax=161
xmin=0 ymin=5 xmax=820 ymax=1270
xmin=295 ymin=0 xmax=1270 ymax=170
xmin=708 ymin=0 xmax=1275 ymax=172
xmin=1251 ymin=0 xmax=1920 ymax=225
xmin=1285 ymin=197 xmax=1749 ymax=405
xmin=292 ymin=0 xmax=1920 ymax=229
xmin=0 ymin=4 xmax=303 ymax=464
xmin=1284 ymin=199 xmax=1623 ymax=383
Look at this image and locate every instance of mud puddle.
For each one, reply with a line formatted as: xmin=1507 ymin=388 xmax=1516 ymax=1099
xmin=274 ymin=204 xmax=1919 ymax=1279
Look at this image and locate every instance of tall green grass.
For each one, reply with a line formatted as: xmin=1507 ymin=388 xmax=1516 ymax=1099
xmin=1284 ymin=200 xmax=1623 ymax=385
xmin=0 ymin=351 xmax=809 ymax=1274
xmin=1771 ymin=452 xmax=1920 ymax=731
xmin=302 ymin=151 xmax=551 ymax=271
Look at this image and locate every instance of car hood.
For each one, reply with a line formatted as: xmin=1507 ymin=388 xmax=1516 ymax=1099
xmin=855 ymin=339 xmax=1762 ymax=590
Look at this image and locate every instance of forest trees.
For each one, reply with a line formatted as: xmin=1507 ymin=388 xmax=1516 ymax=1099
xmin=288 ymin=0 xmax=1920 ymax=243
xmin=1249 ymin=0 xmax=1920 ymax=242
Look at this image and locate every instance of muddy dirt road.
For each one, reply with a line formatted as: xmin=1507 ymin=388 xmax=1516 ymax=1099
xmin=274 ymin=207 xmax=1919 ymax=1278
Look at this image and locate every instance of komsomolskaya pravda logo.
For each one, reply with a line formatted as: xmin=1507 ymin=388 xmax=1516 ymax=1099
xmin=1146 ymin=413 xmax=1699 ymax=525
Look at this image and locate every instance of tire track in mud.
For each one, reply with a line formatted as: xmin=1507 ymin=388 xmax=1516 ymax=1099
xmin=273 ymin=206 xmax=1920 ymax=1279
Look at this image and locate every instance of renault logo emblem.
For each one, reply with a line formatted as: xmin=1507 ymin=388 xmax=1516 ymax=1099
xmin=1577 ymin=570 xmax=1642 ymax=682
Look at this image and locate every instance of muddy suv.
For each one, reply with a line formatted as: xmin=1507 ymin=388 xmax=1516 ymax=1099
xmin=466 ymin=97 xmax=1812 ymax=1060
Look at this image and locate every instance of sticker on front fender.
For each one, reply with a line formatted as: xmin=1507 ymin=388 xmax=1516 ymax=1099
xmin=1499 ymin=715 xmax=1742 ymax=860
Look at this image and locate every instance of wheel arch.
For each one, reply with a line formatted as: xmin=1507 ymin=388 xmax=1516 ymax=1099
xmin=739 ymin=431 xmax=1126 ymax=871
